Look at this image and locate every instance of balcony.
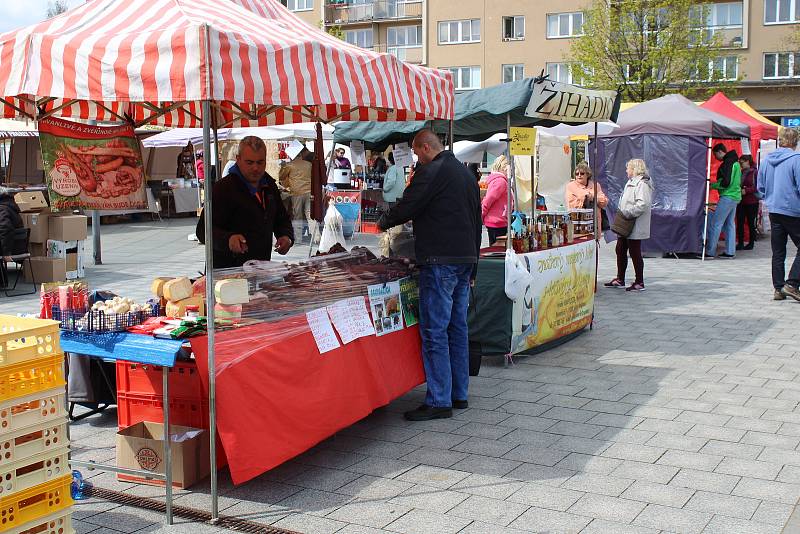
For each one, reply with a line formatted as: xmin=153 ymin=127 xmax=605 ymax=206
xmin=691 ymin=25 xmax=744 ymax=49
xmin=325 ymin=0 xmax=423 ymax=25
xmin=373 ymin=43 xmax=423 ymax=64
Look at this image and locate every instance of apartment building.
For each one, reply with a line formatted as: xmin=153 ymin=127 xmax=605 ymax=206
xmin=283 ymin=0 xmax=799 ymax=123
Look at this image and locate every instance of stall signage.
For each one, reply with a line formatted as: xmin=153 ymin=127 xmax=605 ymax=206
xmin=399 ymin=277 xmax=419 ymax=327
xmin=509 ymin=127 xmax=536 ymax=156
xmin=392 ymin=142 xmax=414 ymax=168
xmin=782 ymin=117 xmax=800 ymax=128
xmin=327 ymin=190 xmax=361 ymax=232
xmin=368 ymin=281 xmax=404 ymax=336
xmin=350 ymin=140 xmax=367 ymax=167
xmin=526 ymin=80 xmax=618 ymax=123
xmin=509 ymin=240 xmax=596 ymax=354
xmin=38 ymin=116 xmax=147 ymax=211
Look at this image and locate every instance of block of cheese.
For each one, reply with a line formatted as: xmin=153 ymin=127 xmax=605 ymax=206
xmin=214 ymin=303 xmax=242 ymax=322
xmin=163 ymin=277 xmax=192 ymax=302
xmin=214 ymin=279 xmax=250 ymax=305
xmin=165 ymin=296 xmax=205 ymax=318
xmin=151 ymin=277 xmax=173 ymax=297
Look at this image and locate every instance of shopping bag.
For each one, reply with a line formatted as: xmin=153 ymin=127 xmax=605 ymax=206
xmin=504 ymin=249 xmax=530 ymax=301
xmin=319 ymin=202 xmax=346 ymax=253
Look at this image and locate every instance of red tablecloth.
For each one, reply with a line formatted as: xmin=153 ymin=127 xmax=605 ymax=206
xmin=191 ymin=314 xmax=424 ymax=485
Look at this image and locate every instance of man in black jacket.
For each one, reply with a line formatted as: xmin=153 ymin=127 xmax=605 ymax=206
xmin=378 ymin=129 xmax=481 ymax=421
xmin=197 ymin=137 xmax=294 ymax=268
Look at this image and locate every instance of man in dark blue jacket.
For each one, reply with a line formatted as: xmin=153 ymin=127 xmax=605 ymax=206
xmin=379 ymin=129 xmax=482 ymax=421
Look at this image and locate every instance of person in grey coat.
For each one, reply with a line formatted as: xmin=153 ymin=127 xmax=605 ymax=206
xmin=604 ymin=158 xmax=653 ymax=292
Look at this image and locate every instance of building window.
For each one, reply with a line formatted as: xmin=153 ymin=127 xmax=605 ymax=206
xmin=345 ymin=29 xmax=374 ymax=49
xmin=285 ymin=0 xmax=313 ymax=11
xmin=547 ymin=12 xmax=584 ymax=38
xmin=689 ymin=2 xmax=743 ymax=47
xmin=765 ymin=0 xmax=800 ymax=23
xmin=502 ymin=16 xmax=525 ymax=40
xmin=438 ymin=19 xmax=481 ymax=44
xmin=546 ymin=63 xmax=575 ymax=84
xmin=445 ymin=66 xmax=481 ymax=90
xmin=388 ymin=25 xmax=423 ymax=47
xmin=764 ymin=52 xmax=800 ymax=78
xmin=692 ymin=56 xmax=739 ymax=80
xmin=502 ymin=64 xmax=525 ymax=83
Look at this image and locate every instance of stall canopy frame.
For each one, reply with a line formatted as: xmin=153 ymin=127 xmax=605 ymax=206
xmin=0 ymin=0 xmax=455 ymax=525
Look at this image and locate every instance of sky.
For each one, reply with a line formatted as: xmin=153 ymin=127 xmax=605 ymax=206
xmin=0 ymin=0 xmax=82 ymax=33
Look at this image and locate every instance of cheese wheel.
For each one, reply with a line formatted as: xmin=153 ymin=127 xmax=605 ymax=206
xmin=214 ymin=279 xmax=250 ymax=305
xmin=151 ymin=277 xmax=173 ymax=297
xmin=165 ymin=296 xmax=205 ymax=318
xmin=163 ymin=277 xmax=193 ymax=302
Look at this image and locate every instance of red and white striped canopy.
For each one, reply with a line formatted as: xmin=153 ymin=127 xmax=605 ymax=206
xmin=0 ymin=0 xmax=454 ymax=127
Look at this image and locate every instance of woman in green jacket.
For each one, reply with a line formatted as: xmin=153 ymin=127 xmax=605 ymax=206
xmin=705 ymin=144 xmax=742 ymax=258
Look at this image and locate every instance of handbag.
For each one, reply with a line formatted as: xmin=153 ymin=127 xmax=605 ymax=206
xmin=582 ymin=197 xmax=610 ymax=231
xmin=611 ymin=211 xmax=636 ymax=238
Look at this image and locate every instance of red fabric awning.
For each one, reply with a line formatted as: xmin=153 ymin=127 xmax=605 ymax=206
xmin=700 ymin=92 xmax=779 ymax=156
xmin=0 ymin=0 xmax=454 ymax=127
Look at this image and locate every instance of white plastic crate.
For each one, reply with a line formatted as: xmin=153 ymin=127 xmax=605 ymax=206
xmin=0 ymin=418 xmax=68 ymax=468
xmin=0 ymin=446 xmax=70 ymax=497
xmin=0 ymin=316 xmax=61 ymax=367
xmin=4 ymin=509 xmax=73 ymax=534
xmin=0 ymin=388 xmax=66 ymax=435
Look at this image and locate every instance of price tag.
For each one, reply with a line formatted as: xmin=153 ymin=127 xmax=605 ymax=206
xmin=509 ymin=127 xmax=536 ymax=156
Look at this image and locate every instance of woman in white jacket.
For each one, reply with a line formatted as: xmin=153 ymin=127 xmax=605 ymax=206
xmin=604 ymin=159 xmax=653 ymax=292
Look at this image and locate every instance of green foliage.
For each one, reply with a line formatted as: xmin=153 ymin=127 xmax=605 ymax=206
xmin=570 ymin=0 xmax=740 ymax=102
xmin=319 ymin=20 xmax=345 ymax=40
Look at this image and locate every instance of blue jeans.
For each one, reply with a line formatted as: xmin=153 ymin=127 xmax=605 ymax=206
xmin=418 ymin=264 xmax=473 ymax=408
xmin=706 ymin=196 xmax=738 ymax=257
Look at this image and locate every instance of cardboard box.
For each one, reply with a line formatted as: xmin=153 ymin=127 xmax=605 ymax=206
xmin=46 ymin=240 xmax=86 ymax=279
xmin=30 ymin=242 xmax=46 ymax=257
xmin=49 ymin=215 xmax=88 ymax=241
xmin=21 ymin=210 xmax=50 ymax=243
xmin=116 ymin=422 xmax=210 ymax=489
xmin=23 ymin=257 xmax=67 ymax=283
xmin=14 ymin=191 xmax=48 ymax=212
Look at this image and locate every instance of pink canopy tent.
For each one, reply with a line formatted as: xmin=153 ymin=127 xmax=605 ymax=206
xmin=0 ymin=0 xmax=454 ymax=523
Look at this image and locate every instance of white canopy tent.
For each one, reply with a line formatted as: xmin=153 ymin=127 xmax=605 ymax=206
xmin=142 ymin=124 xmax=335 ymax=148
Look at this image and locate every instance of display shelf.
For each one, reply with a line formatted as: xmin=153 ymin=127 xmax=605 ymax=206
xmin=0 ymin=419 xmax=68 ymax=468
xmin=0 ymin=388 xmax=67 ymax=434
xmin=0 ymin=446 xmax=70 ymax=496
xmin=0 ymin=317 xmax=61 ymax=367
xmin=0 ymin=474 xmax=72 ymax=530
xmin=0 ymin=355 xmax=66 ymax=402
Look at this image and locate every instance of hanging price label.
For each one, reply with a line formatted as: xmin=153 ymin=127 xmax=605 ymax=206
xmin=509 ymin=127 xmax=536 ymax=156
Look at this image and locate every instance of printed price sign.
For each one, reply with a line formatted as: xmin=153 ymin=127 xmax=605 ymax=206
xmin=509 ymin=127 xmax=536 ymax=156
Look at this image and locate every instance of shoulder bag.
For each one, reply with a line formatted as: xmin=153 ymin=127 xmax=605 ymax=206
xmin=611 ymin=210 xmax=636 ymax=238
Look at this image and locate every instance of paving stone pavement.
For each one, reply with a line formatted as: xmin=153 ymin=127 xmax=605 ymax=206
xmin=3 ymin=220 xmax=800 ymax=534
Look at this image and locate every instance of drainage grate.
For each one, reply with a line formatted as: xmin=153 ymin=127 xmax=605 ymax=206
xmin=87 ymin=486 xmax=302 ymax=534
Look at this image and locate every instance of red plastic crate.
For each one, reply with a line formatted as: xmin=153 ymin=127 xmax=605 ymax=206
xmin=360 ymin=222 xmax=380 ymax=234
xmin=116 ymin=359 xmax=204 ymax=400
xmin=117 ymin=392 xmax=208 ymax=430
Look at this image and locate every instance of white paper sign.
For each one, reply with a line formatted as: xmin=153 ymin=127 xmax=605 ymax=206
xmin=368 ymin=281 xmax=404 ymax=336
xmin=306 ymin=308 xmax=341 ymax=354
xmin=350 ymin=140 xmax=367 ymax=168
xmin=285 ymin=140 xmax=305 ymax=160
xmin=327 ymin=296 xmax=375 ymax=344
xmin=392 ymin=142 xmax=414 ymax=168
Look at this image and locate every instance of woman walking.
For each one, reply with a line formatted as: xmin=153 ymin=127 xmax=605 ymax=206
xmin=736 ymin=154 xmax=759 ymax=250
xmin=481 ymin=156 xmax=513 ymax=245
xmin=605 ymin=159 xmax=654 ymax=292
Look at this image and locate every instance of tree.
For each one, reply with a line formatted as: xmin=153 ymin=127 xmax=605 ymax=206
xmin=570 ymin=0 xmax=738 ymax=102
xmin=46 ymin=0 xmax=69 ymax=19
xmin=319 ymin=21 xmax=344 ymax=40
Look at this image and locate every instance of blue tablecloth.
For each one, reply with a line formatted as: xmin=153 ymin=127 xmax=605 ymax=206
xmin=60 ymin=331 xmax=183 ymax=367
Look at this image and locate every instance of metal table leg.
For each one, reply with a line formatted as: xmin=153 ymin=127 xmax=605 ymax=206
xmin=163 ymin=366 xmax=173 ymax=525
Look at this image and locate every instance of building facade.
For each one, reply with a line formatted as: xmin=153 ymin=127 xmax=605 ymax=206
xmin=284 ymin=0 xmax=799 ymax=123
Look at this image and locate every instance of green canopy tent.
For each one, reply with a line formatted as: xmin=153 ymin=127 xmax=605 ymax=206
xmin=334 ymin=77 xmax=622 ymax=149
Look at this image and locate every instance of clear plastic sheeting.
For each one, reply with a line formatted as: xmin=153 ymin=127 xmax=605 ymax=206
xmin=593 ymin=134 xmax=708 ymax=254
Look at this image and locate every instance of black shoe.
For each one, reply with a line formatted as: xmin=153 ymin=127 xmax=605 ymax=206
xmin=452 ymin=400 xmax=468 ymax=409
xmin=736 ymin=243 xmax=744 ymax=250
xmin=744 ymin=243 xmax=754 ymax=250
xmin=720 ymin=253 xmax=735 ymax=258
xmin=404 ymin=404 xmax=453 ymax=421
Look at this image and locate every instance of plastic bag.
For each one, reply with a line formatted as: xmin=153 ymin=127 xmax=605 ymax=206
xmin=504 ymin=249 xmax=530 ymax=302
xmin=318 ymin=202 xmax=346 ymax=253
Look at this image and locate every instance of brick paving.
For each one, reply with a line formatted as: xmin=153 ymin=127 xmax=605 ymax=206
xmin=3 ymin=220 xmax=800 ymax=533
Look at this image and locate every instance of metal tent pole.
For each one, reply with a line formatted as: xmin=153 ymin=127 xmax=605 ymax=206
xmin=702 ymin=138 xmax=712 ymax=262
xmin=506 ymin=113 xmax=513 ymax=248
xmin=592 ymin=122 xmax=600 ymax=302
xmin=201 ymin=100 xmax=219 ymax=522
xmin=449 ymin=119 xmax=454 ymax=151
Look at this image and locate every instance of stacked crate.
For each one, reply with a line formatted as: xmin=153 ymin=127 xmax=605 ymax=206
xmin=0 ymin=316 xmax=73 ymax=534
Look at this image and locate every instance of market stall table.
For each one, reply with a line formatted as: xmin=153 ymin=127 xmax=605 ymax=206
xmin=468 ymin=236 xmax=596 ymax=366
xmin=190 ymin=312 xmax=424 ymax=485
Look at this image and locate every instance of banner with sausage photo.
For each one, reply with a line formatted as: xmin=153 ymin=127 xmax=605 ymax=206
xmin=38 ymin=117 xmax=147 ymax=211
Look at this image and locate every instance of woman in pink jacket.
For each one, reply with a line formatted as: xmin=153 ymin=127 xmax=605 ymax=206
xmin=481 ymin=155 xmax=513 ymax=245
